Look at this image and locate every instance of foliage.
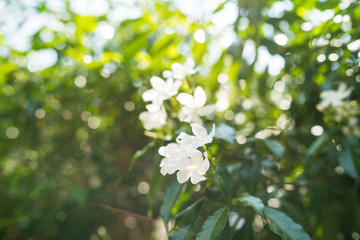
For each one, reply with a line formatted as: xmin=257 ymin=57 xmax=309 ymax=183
xmin=0 ymin=0 xmax=360 ymax=239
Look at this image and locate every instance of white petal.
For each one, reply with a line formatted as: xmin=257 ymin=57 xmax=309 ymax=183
xmin=163 ymin=70 xmax=173 ymax=79
xmin=171 ymin=63 xmax=186 ymax=78
xmin=177 ymin=170 xmax=191 ymax=183
xmin=173 ymin=79 xmax=183 ymax=91
xmin=193 ymin=87 xmax=206 ymax=107
xmin=189 ymin=150 xmax=203 ymax=164
xmin=142 ymin=89 xmax=158 ymax=102
xmin=139 ymin=111 xmax=150 ymax=122
xmin=160 ymin=166 xmax=168 ymax=176
xmin=189 ymin=112 xmax=202 ymax=124
xmin=178 ymin=108 xmax=186 ymax=122
xmin=197 ymin=158 xmax=210 ymax=175
xmin=198 ymin=105 xmax=215 ymax=116
xmin=185 ymin=58 xmax=195 ymax=69
xmin=150 ymin=76 xmax=166 ymax=90
xmin=191 ymin=123 xmax=208 ymax=138
xmin=145 ymin=104 xmax=157 ymax=112
xmin=209 ymin=124 xmax=216 ymax=138
xmin=167 ymin=143 xmax=181 ymax=155
xmin=177 ymin=93 xmax=195 ymax=107
xmin=165 ymin=78 xmax=174 ymax=90
xmin=190 ymin=172 xmax=206 ymax=184
xmin=158 ymin=146 xmax=167 ymax=157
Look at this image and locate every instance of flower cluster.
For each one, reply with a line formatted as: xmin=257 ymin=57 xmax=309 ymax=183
xmin=159 ymin=123 xmax=215 ymax=184
xmin=317 ymin=82 xmax=360 ymax=136
xmin=139 ymin=58 xmax=216 ymax=184
xmin=317 ymin=83 xmax=353 ymax=109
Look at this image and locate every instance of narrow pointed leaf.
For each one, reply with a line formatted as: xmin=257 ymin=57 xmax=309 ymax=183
xmin=160 ymin=179 xmax=183 ymax=224
xmin=197 ymin=207 xmax=229 ymax=240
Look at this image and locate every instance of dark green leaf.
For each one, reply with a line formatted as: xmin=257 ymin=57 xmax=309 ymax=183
xmin=197 ymin=207 xmax=229 ymax=240
xmin=175 ymin=197 xmax=204 ymax=228
xmin=338 ymin=144 xmax=359 ymax=179
xmin=264 ymin=207 xmax=311 ymax=240
xmin=216 ymin=220 xmax=230 ymax=240
xmin=160 ymin=179 xmax=183 ymax=224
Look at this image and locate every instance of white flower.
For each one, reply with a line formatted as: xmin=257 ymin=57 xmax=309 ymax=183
xmin=176 ymin=123 xmax=215 ymax=150
xmin=177 ymin=86 xmax=215 ymax=123
xmin=163 ymin=58 xmax=198 ymax=80
xmin=139 ymin=104 xmax=167 ymax=130
xmin=159 ymin=143 xmax=186 ymax=175
xmin=157 ymin=123 xmax=215 ymax=184
xmin=142 ymin=76 xmax=182 ymax=104
xmin=176 ymin=151 xmax=210 ymax=184
xmin=318 ymin=83 xmax=353 ymax=108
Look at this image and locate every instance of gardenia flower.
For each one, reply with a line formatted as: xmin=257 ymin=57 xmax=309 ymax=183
xmin=163 ymin=58 xmax=198 ymax=80
xmin=318 ymin=83 xmax=353 ymax=109
xmin=176 ymin=151 xmax=210 ymax=184
xmin=177 ymin=86 xmax=215 ymax=123
xmin=158 ymin=123 xmax=215 ymax=184
xmin=139 ymin=104 xmax=167 ymax=130
xmin=142 ymin=76 xmax=182 ymax=105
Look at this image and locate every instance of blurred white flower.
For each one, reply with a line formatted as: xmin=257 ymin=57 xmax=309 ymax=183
xmin=163 ymin=58 xmax=198 ymax=80
xmin=177 ymin=86 xmax=215 ymax=123
xmin=139 ymin=104 xmax=167 ymax=130
xmin=142 ymin=76 xmax=182 ymax=104
xmin=318 ymin=83 xmax=353 ymax=108
xmin=176 ymin=123 xmax=215 ymax=150
xmin=176 ymin=151 xmax=210 ymax=184
xmin=215 ymin=87 xmax=230 ymax=112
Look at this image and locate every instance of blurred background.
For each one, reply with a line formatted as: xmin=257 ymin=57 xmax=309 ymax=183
xmin=1 ymin=0 xmax=359 ymax=239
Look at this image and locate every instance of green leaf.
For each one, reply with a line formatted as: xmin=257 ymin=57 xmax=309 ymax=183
xmin=216 ymin=220 xmax=230 ymax=240
xmin=197 ymin=207 xmax=229 ymax=240
xmin=129 ymin=141 xmax=155 ymax=170
xmin=305 ymin=133 xmax=329 ymax=157
xmin=238 ymin=196 xmax=265 ymax=218
xmin=263 ymin=139 xmax=285 ymax=158
xmin=160 ymin=179 xmax=183 ymax=224
xmin=264 ymin=207 xmax=311 ymax=240
xmin=69 ymin=186 xmax=88 ymax=206
xmin=175 ymin=197 xmax=204 ymax=228
xmin=338 ymin=144 xmax=359 ymax=179
xmin=169 ymin=226 xmax=194 ymax=240
xmin=215 ymin=123 xmax=236 ymax=143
